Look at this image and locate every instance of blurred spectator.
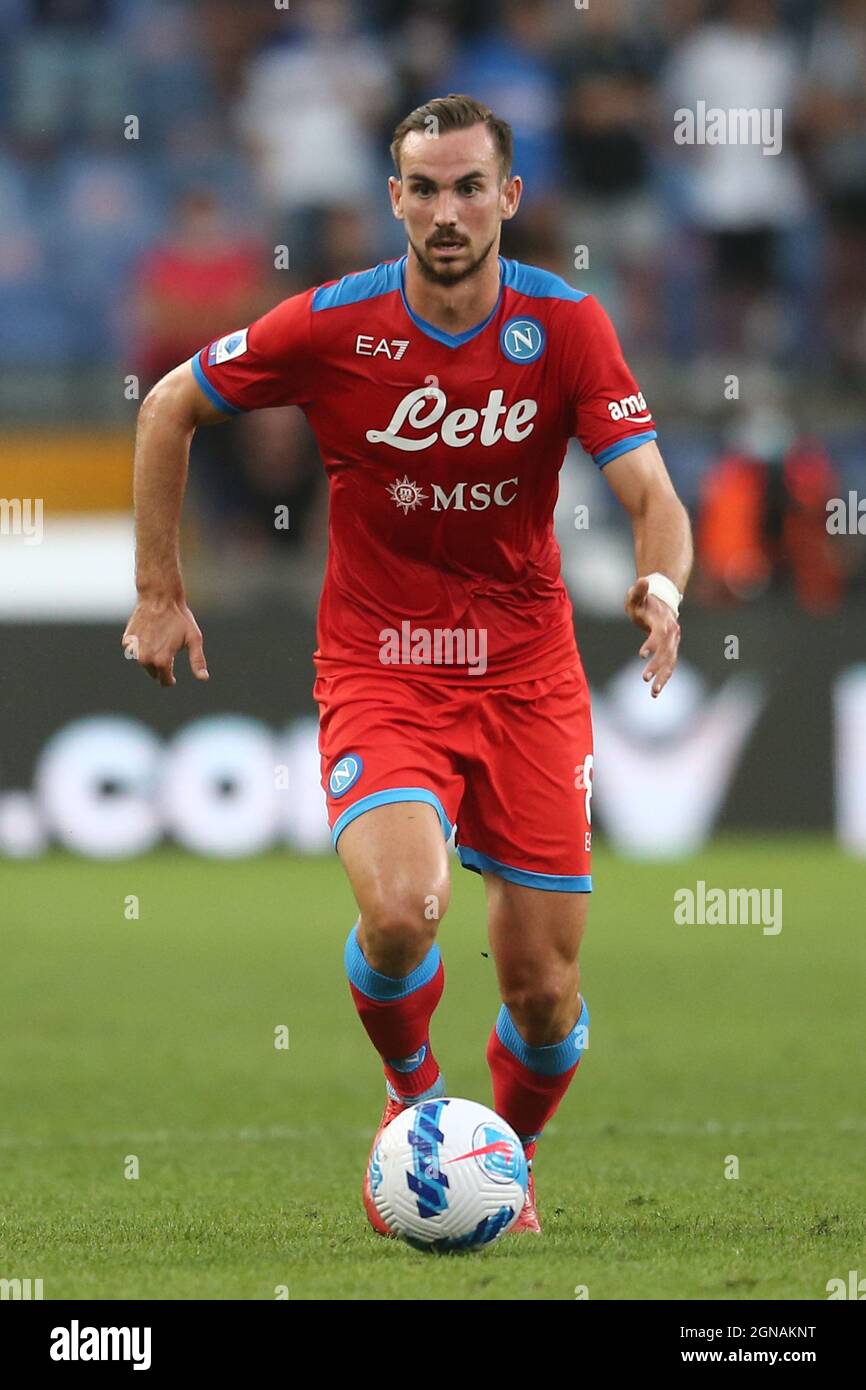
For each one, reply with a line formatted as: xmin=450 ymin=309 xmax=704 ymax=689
xmin=442 ymin=0 xmax=564 ymax=248
xmin=560 ymin=0 xmax=660 ymax=202
xmin=0 ymin=146 xmax=72 ymax=363
xmin=234 ymin=405 xmax=324 ymax=555
xmin=193 ymin=0 xmax=280 ymax=105
xmin=662 ymin=0 xmax=814 ymax=357
xmin=235 ymin=0 xmax=391 ymax=274
xmin=48 ymin=149 xmax=160 ymax=359
xmin=124 ymin=0 xmax=215 ymax=145
xmin=379 ymin=1 xmax=457 ymax=133
xmin=557 ymin=0 xmax=666 ymax=343
xmin=697 ymin=449 xmax=778 ymax=600
xmin=696 ymin=422 xmax=845 ymax=613
xmin=130 ymin=188 xmax=267 ymax=390
xmin=782 ymin=439 xmax=847 ymax=614
xmin=801 ymin=0 xmax=866 ymax=376
xmin=128 ymin=188 xmax=318 ymax=552
xmin=10 ymin=0 xmax=132 ymax=152
xmin=309 ymin=205 xmax=379 ymax=286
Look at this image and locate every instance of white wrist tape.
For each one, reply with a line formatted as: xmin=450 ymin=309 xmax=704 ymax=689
xmin=646 ymin=572 xmax=682 ymax=619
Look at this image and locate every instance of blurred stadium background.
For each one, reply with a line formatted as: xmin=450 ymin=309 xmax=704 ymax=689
xmin=1 ymin=0 xmax=865 ymax=1302
xmin=1 ymin=0 xmax=865 ymax=856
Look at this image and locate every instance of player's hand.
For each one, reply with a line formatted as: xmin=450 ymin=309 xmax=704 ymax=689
xmin=121 ymin=596 xmax=209 ymax=687
xmin=625 ymin=576 xmax=680 ymax=698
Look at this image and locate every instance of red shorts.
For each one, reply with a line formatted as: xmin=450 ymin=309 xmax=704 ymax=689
xmin=314 ymin=662 xmax=593 ymax=892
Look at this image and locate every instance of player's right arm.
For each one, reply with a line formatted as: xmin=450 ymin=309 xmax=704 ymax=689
xmin=122 ymin=286 xmax=317 ymax=686
xmin=122 ymin=359 xmax=231 ymax=686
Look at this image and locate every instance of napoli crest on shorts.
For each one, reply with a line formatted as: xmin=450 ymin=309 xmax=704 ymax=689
xmin=500 ymin=316 xmax=545 ymax=364
xmin=329 ymin=754 xmax=363 ymax=798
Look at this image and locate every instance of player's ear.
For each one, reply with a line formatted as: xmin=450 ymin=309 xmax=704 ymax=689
xmin=500 ymin=174 xmax=522 ymax=222
xmin=388 ymin=175 xmax=404 ymax=221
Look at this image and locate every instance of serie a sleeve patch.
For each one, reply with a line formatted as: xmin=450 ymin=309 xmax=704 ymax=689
xmin=207 ymin=328 xmax=249 ymax=366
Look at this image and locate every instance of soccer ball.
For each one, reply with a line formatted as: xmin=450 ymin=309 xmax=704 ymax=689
xmin=367 ymin=1096 xmax=528 ymax=1251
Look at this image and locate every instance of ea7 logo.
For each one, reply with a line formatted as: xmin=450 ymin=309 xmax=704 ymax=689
xmin=607 ymin=391 xmax=650 ymax=422
xmin=356 ymin=334 xmax=410 ymax=360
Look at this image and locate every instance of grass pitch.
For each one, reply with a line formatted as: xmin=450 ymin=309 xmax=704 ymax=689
xmin=1 ymin=838 xmax=863 ymax=1300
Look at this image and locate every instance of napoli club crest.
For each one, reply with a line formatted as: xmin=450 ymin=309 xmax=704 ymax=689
xmin=329 ymin=755 xmax=363 ymax=797
xmin=500 ymin=316 xmax=545 ymax=364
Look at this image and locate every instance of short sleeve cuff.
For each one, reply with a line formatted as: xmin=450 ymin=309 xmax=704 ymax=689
xmin=593 ymin=430 xmax=657 ymax=468
xmin=190 ymin=352 xmax=244 ymax=415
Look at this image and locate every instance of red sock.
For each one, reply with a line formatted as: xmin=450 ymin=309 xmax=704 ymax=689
xmin=345 ymin=922 xmax=445 ymax=1101
xmin=487 ymin=997 xmax=589 ymax=1157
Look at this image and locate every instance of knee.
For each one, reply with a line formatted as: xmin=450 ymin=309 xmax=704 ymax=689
xmin=501 ymin=966 xmax=581 ymax=1041
xmin=359 ymin=872 xmax=449 ymax=974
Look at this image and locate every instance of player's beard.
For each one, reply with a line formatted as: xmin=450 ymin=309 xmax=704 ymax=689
xmin=409 ymin=233 xmax=498 ymax=286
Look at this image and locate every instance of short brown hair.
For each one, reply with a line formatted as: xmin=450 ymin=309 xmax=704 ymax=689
xmin=390 ymin=94 xmax=514 ymax=181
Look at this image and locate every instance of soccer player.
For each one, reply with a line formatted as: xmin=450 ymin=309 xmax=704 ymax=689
xmin=123 ymin=95 xmax=692 ymax=1236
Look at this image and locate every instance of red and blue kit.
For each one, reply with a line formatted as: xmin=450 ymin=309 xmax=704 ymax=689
xmin=193 ymin=256 xmax=656 ymax=892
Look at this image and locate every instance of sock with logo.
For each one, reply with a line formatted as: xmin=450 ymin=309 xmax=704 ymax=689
xmin=486 ymin=995 xmax=589 ymax=1160
xmin=344 ymin=921 xmax=445 ymax=1103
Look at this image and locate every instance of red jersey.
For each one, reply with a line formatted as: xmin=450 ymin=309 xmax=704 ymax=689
xmin=193 ymin=255 xmax=656 ymax=684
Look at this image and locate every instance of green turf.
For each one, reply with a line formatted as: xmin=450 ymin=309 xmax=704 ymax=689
xmin=1 ymin=838 xmax=863 ymax=1300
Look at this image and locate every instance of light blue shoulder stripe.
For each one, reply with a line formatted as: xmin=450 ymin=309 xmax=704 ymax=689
xmin=500 ymin=259 xmax=587 ymax=303
xmin=311 ymin=257 xmax=586 ymax=311
xmin=312 ymin=259 xmax=403 ymax=312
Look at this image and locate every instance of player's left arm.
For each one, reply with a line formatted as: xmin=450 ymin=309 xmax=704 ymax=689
xmin=603 ymin=439 xmax=693 ymax=698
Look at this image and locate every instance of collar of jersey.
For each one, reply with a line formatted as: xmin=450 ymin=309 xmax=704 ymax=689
xmin=398 ymin=254 xmax=504 ymax=349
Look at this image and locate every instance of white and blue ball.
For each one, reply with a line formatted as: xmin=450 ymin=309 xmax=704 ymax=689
xmin=368 ymin=1097 xmax=528 ymax=1252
